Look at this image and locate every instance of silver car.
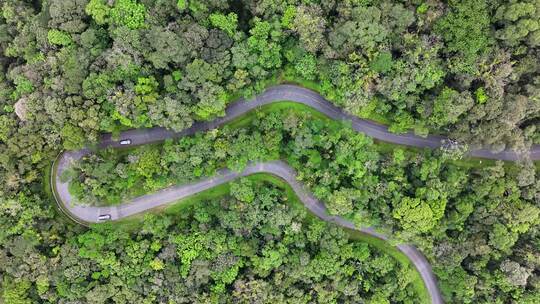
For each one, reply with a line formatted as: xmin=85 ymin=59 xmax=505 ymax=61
xmin=98 ymin=214 xmax=111 ymax=221
xmin=119 ymin=139 xmax=132 ymax=145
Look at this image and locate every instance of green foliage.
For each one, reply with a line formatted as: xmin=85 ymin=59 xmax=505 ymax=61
xmin=329 ymin=6 xmax=389 ymax=53
xmin=294 ymin=53 xmax=317 ymax=80
xmin=187 ymin=0 xmax=209 ymax=16
xmin=35 ymin=277 xmax=49 ymax=295
xmin=85 ymin=0 xmax=109 ymax=25
xmin=230 ymin=178 xmax=255 ymax=203
xmin=47 ymin=29 xmax=72 ymax=46
xmin=177 ymin=0 xmax=187 ymax=11
xmin=10 ymin=76 xmax=34 ymax=100
xmin=194 ymin=84 xmax=227 ymax=119
xmin=2 ymin=2 xmax=540 ymax=304
xmin=388 ymin=111 xmax=415 ymax=133
xmin=370 ymin=51 xmax=393 ymax=73
xmin=417 ymin=3 xmax=428 ymax=14
xmin=281 ymin=6 xmax=296 ymax=29
xmin=172 ymin=70 xmax=182 ymax=81
xmin=435 ymin=0 xmax=493 ymax=74
xmin=0 ymin=115 xmax=14 ymax=142
xmin=489 ymin=223 xmax=518 ymax=252
xmin=59 ymin=181 xmax=423 ymax=302
xmin=429 ymin=87 xmax=474 ymax=127
xmin=438 ymin=267 xmax=477 ymax=302
xmin=61 ymin=124 xmax=86 ymax=149
xmin=327 ymin=189 xmax=357 ymax=215
xmin=149 ymin=257 xmax=164 ymax=270
xmin=134 ymin=76 xmax=158 ymax=96
xmin=110 ymin=0 xmax=146 ymax=29
xmin=393 ymin=197 xmax=438 ymax=233
xmin=292 ymin=5 xmax=326 ymax=53
xmin=475 ymin=87 xmax=488 ymax=104
xmin=1 ymin=277 xmax=32 ymax=304
xmin=133 ymin=146 xmax=161 ymax=179
xmin=495 ymin=1 xmax=540 ymax=47
xmin=247 ymin=19 xmax=282 ymax=69
xmin=209 ymin=12 xmax=238 ymax=37
xmin=86 ymin=0 xmax=146 ymax=29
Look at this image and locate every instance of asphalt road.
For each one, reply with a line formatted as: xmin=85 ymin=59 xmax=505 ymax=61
xmin=96 ymin=84 xmax=539 ymax=161
xmin=54 ymin=156 xmax=444 ymax=304
xmin=54 ymin=84 xmax=540 ymax=304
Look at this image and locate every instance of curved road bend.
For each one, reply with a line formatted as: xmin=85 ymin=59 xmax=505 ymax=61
xmin=55 ymin=83 xmax=540 ymax=304
xmin=54 ymin=154 xmax=443 ymax=304
xmin=97 ymin=85 xmax=539 ymax=161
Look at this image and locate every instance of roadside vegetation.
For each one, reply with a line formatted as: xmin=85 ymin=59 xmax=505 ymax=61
xmin=111 ymin=172 xmax=431 ymax=303
xmin=68 ymin=108 xmax=540 ymax=303
xmin=76 ymin=179 xmax=425 ymax=303
xmin=1 ymin=0 xmax=539 ymax=303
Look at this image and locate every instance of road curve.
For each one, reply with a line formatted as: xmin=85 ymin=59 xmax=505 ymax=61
xmin=55 ymin=83 xmax=537 ymax=304
xmin=54 ymin=154 xmax=444 ymax=304
xmin=94 ymin=84 xmax=539 ymax=161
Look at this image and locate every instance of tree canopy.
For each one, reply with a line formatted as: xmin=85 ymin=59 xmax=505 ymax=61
xmin=0 ymin=1 xmax=539 ymax=303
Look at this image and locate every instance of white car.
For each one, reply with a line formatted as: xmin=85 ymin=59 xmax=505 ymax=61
xmin=119 ymin=139 xmax=132 ymax=145
xmin=98 ymin=214 xmax=111 ymax=221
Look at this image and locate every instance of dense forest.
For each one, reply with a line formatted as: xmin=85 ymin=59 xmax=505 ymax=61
xmin=9 ymin=178 xmax=426 ymax=303
xmin=0 ymin=0 xmax=539 ymax=303
xmin=68 ymin=108 xmax=540 ymax=303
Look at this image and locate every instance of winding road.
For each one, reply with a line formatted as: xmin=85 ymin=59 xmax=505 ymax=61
xmin=94 ymin=84 xmax=539 ymax=161
xmin=53 ymin=85 xmax=540 ymax=304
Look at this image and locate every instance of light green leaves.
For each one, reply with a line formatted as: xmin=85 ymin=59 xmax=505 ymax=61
xmin=393 ymin=196 xmax=445 ymax=233
xmin=209 ymin=12 xmax=238 ymax=37
xmin=86 ymin=0 xmax=146 ymax=29
xmin=47 ymin=29 xmax=72 ymax=46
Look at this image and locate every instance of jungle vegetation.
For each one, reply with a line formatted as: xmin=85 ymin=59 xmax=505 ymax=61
xmin=1 ymin=0 xmax=540 ymax=303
